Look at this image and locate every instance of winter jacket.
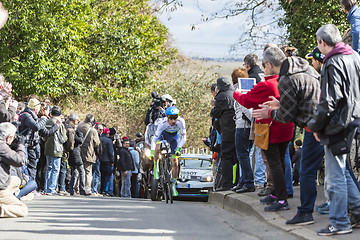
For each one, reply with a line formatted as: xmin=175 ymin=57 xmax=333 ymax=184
xmin=100 ymin=134 xmax=114 ymax=164
xmin=68 ymin=124 xmax=84 ymax=167
xmin=0 ymin=141 xmax=26 ymax=190
xmin=78 ymin=122 xmax=100 ymax=163
xmin=0 ymin=102 xmax=16 ymax=123
xmin=211 ymin=76 xmax=236 ymax=142
xmin=233 ymin=75 xmax=294 ymax=144
xmin=43 ymin=117 xmax=68 ymax=157
xmin=248 ymin=65 xmax=264 ymax=84
xmin=19 ymin=107 xmax=59 ymax=148
xmin=269 ymin=56 xmax=321 ymax=128
xmin=118 ymin=147 xmax=134 ymax=172
xmin=347 ymin=4 xmax=360 ymax=53
xmin=308 ymin=42 xmax=360 ymax=140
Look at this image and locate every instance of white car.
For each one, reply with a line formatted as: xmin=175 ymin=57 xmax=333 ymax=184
xmin=176 ymin=154 xmax=214 ymax=197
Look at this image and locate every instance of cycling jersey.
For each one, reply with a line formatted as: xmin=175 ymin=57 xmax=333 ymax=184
xmin=151 ymin=116 xmax=186 ymax=151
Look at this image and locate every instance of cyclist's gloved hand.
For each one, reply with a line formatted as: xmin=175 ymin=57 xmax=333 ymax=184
xmin=175 ymin=147 xmax=181 ymax=157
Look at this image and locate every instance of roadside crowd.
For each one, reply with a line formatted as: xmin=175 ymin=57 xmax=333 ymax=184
xmin=2 ymin=0 xmax=360 ymax=238
xmin=0 ymin=90 xmax=142 ymax=217
xmin=208 ymin=0 xmax=360 ymax=236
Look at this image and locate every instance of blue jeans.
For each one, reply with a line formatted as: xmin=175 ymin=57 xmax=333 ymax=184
xmin=285 ymin=146 xmax=293 ymax=195
xmin=91 ymin=160 xmax=101 ymax=193
xmin=58 ymin=160 xmax=67 ymax=192
xmin=16 ymin=180 xmax=37 ymax=199
xmin=44 ymin=156 xmax=61 ymax=193
xmin=251 ymin=145 xmax=266 ymax=186
xmin=298 ymin=131 xmax=324 ymax=213
xmin=121 ymin=171 xmax=131 ymax=198
xmin=324 ymin=145 xmax=360 ymax=230
xmin=235 ymin=128 xmax=254 ymax=188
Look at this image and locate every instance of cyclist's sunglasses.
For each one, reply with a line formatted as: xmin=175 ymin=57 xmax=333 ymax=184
xmin=167 ymin=115 xmax=178 ymax=120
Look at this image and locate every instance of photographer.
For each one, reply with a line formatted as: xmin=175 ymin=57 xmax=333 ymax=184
xmin=0 ymin=122 xmax=27 ymax=218
xmin=144 ymin=91 xmax=166 ymax=126
xmin=19 ymin=98 xmax=60 ymax=180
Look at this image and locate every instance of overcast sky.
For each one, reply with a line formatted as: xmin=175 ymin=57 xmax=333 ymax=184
xmin=153 ymin=0 xmax=286 ymax=59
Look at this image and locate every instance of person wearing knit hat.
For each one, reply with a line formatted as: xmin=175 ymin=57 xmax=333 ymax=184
xmin=122 ymin=136 xmax=129 ymax=142
xmin=109 ymin=127 xmax=116 ymax=136
xmin=103 ymin=128 xmax=110 ymax=135
xmin=27 ymin=98 xmax=41 ymax=112
xmin=19 ymin=98 xmax=60 ymax=180
xmin=43 ymin=105 xmax=68 ymax=195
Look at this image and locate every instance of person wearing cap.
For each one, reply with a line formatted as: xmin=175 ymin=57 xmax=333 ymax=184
xmin=99 ymin=128 xmax=114 ymax=196
xmin=305 ymin=46 xmax=326 ymax=72
xmin=108 ymin=127 xmax=122 ymax=196
xmin=43 ymin=106 xmax=67 ymax=195
xmin=19 ymin=98 xmax=59 ymax=180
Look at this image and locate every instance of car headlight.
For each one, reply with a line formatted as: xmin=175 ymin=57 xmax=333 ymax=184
xmin=144 ymin=148 xmax=151 ymax=159
xmin=200 ymin=175 xmax=213 ymax=182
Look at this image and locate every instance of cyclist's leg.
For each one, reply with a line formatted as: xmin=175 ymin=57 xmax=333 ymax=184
xmin=168 ymin=132 xmax=181 ymax=196
xmin=153 ymin=141 xmax=161 ymax=180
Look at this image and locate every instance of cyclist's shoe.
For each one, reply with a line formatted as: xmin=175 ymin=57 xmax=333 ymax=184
xmin=153 ymin=161 xmax=160 ymax=180
xmin=171 ymin=179 xmax=178 ymax=197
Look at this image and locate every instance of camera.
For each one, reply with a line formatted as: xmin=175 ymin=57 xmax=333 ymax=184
xmin=150 ymin=91 xmax=164 ymax=110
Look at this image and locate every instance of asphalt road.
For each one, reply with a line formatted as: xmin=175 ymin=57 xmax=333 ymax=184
xmin=0 ymin=195 xmax=301 ymax=240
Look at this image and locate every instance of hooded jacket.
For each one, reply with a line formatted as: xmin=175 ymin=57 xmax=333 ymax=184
xmin=210 ymin=76 xmax=236 ymax=142
xmin=308 ymin=42 xmax=360 ymax=139
xmin=269 ymin=56 xmax=320 ymax=128
xmin=233 ymin=75 xmax=294 ymax=144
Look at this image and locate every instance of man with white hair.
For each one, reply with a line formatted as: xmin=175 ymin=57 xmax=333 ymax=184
xmin=0 ymin=122 xmax=27 ymax=217
xmin=308 ymin=23 xmax=360 ymax=236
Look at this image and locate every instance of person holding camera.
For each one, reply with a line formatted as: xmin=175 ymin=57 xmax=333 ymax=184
xmin=19 ymin=98 xmax=59 ymax=181
xmin=144 ymin=92 xmax=166 ymax=126
xmin=0 ymin=122 xmax=27 ymax=218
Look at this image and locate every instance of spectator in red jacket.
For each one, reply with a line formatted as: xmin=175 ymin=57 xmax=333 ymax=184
xmin=233 ymin=46 xmax=294 ymax=212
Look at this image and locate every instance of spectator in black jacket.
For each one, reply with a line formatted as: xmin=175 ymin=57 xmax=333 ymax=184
xmin=118 ymin=138 xmax=134 ymax=198
xmin=100 ymin=128 xmax=114 ymax=196
xmin=244 ymin=53 xmax=264 ymax=84
xmin=109 ymin=127 xmax=121 ymax=196
xmin=19 ymin=98 xmax=59 ymax=180
xmin=210 ymin=76 xmax=236 ymax=191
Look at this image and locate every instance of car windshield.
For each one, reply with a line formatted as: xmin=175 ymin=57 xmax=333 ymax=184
xmin=180 ymin=158 xmax=212 ymax=170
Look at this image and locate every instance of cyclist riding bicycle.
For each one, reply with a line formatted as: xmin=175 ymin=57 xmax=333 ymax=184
xmin=151 ymin=106 xmax=186 ymax=196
